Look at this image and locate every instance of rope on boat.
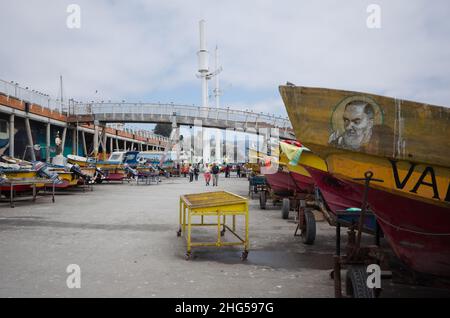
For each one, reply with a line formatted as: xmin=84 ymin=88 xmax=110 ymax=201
xmin=376 ymin=214 xmax=450 ymax=236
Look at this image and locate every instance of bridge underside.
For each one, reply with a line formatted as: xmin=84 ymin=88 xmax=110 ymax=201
xmin=67 ymin=114 xmax=295 ymax=139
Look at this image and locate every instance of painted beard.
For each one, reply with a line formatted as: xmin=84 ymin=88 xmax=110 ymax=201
xmin=342 ymin=126 xmax=372 ymax=150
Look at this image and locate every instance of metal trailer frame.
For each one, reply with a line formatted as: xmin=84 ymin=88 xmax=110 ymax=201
xmin=331 ymin=171 xmax=450 ymax=298
xmin=135 ymin=172 xmax=160 ymax=185
xmin=0 ymin=178 xmax=56 ymax=208
xmin=248 ymin=174 xmax=266 ymax=199
xmin=177 ymin=191 xmax=249 ymax=260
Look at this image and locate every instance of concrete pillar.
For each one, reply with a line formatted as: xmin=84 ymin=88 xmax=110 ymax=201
xmin=24 ymin=117 xmax=36 ymax=161
xmin=110 ymin=137 xmax=113 ymax=154
xmin=146 ymin=144 xmax=149 ymax=151
xmin=46 ymin=123 xmax=51 ymax=162
xmin=81 ymin=131 xmax=87 ymax=157
xmin=131 ymin=142 xmax=135 ymax=151
xmin=124 ymin=140 xmax=127 ymax=151
xmin=61 ymin=127 xmax=67 ymax=156
xmin=115 ymin=137 xmax=119 ymax=152
xmin=72 ymin=127 xmax=77 ymax=155
xmin=9 ymin=114 xmax=14 ymax=157
xmin=102 ymin=128 xmax=107 ymax=160
xmin=93 ymin=125 xmax=99 ymax=159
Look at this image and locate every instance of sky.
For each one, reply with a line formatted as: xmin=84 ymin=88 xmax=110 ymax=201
xmin=1 ymin=0 xmax=450 ymax=121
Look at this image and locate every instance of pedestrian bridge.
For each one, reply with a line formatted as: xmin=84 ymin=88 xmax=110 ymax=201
xmin=68 ymin=103 xmax=295 ymax=139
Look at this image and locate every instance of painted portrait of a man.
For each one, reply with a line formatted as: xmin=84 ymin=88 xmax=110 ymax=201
xmin=329 ymin=101 xmax=375 ymax=151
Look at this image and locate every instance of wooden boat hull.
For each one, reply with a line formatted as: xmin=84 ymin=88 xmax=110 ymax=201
xmin=0 ymin=170 xmax=45 ymax=192
xmin=340 ymin=176 xmax=450 ymax=277
xmin=279 ymin=85 xmax=450 ymax=168
xmin=264 ymin=170 xmax=297 ymax=196
xmin=279 ymin=85 xmax=450 ymax=277
xmin=304 ymin=166 xmax=361 ymax=213
xmin=46 ymin=171 xmax=78 ymax=188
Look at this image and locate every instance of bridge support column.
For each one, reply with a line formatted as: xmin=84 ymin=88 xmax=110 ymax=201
xmin=9 ymin=114 xmax=15 ymax=158
xmin=82 ymin=131 xmax=87 ymax=157
xmin=61 ymin=127 xmax=67 ymax=156
xmin=24 ymin=117 xmax=36 ymax=161
xmin=72 ymin=127 xmax=77 ymax=155
xmin=93 ymin=124 xmax=99 ymax=159
xmin=46 ymin=123 xmax=51 ymax=162
xmin=102 ymin=128 xmax=107 ymax=160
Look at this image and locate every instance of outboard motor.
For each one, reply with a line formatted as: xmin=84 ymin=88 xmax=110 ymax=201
xmin=32 ymin=161 xmax=62 ymax=184
xmin=65 ymin=163 xmax=92 ymax=183
xmin=124 ymin=163 xmax=139 ymax=178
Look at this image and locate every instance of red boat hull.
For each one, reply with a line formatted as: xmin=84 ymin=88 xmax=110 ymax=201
xmin=289 ymin=172 xmax=315 ymax=194
xmin=104 ymin=173 xmax=125 ymax=182
xmin=0 ymin=185 xmax=45 ymax=192
xmin=303 ymin=166 xmax=362 ymax=214
xmin=264 ymin=171 xmax=297 ymax=195
xmin=341 ymin=178 xmax=450 ymax=278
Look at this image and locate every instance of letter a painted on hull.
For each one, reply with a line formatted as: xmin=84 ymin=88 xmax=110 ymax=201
xmin=410 ymin=166 xmax=440 ymax=200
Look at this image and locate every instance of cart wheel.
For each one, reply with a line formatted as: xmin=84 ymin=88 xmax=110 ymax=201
xmin=330 ymin=270 xmax=335 ymax=280
xmin=241 ymin=251 xmax=249 ymax=261
xmin=281 ymin=198 xmax=290 ymax=219
xmin=259 ymin=191 xmax=267 ymax=210
xmin=345 ymin=266 xmax=376 ymax=298
xmin=176 ymin=229 xmax=182 ymax=237
xmin=220 ymin=229 xmax=226 ymax=237
xmin=301 ymin=209 xmax=316 ymax=245
xmin=185 ymin=252 xmax=192 ymax=261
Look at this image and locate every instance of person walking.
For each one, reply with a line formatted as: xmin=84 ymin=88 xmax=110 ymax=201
xmin=194 ymin=164 xmax=199 ymax=181
xmin=237 ymin=164 xmax=241 ymax=178
xmin=204 ymin=164 xmax=211 ymax=186
xmin=212 ymin=163 xmax=220 ymax=187
xmin=188 ymin=164 xmax=194 ymax=183
xmin=224 ymin=164 xmax=230 ymax=178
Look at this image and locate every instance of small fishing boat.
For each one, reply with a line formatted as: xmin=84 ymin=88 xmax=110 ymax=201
xmin=279 ymin=84 xmax=450 ymax=277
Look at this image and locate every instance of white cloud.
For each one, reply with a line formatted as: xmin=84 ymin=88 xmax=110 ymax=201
xmin=0 ymin=0 xmax=449 ymax=113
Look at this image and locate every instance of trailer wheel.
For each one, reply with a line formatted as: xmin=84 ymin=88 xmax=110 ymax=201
xmin=259 ymin=191 xmax=267 ymax=210
xmin=346 ymin=266 xmax=376 ymax=298
xmin=301 ymin=209 xmax=316 ymax=245
xmin=281 ymin=198 xmax=290 ymax=219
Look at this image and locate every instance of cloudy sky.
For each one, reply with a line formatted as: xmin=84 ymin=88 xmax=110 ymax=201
xmin=1 ymin=0 xmax=449 ymax=118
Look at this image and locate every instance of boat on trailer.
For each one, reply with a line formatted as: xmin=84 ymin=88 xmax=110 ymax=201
xmin=279 ymin=84 xmax=450 ymax=278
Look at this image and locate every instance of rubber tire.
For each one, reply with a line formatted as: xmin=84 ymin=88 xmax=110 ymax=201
xmin=301 ymin=209 xmax=316 ymax=245
xmin=345 ymin=266 xmax=376 ymax=298
xmin=281 ymin=198 xmax=290 ymax=219
xmin=259 ymin=191 xmax=267 ymax=210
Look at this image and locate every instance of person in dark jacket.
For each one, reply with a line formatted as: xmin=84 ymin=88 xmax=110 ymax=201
xmin=211 ymin=163 xmax=220 ymax=186
xmin=194 ymin=164 xmax=199 ymax=181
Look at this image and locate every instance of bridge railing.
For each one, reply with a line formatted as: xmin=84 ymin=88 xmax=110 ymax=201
xmin=71 ymin=102 xmax=292 ymax=129
xmin=0 ymin=79 xmax=68 ymax=112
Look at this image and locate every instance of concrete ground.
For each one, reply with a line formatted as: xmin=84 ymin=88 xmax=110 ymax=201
xmin=0 ymin=175 xmax=448 ymax=298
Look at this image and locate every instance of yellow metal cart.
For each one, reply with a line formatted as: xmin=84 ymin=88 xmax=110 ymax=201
xmin=177 ymin=191 xmax=249 ymax=260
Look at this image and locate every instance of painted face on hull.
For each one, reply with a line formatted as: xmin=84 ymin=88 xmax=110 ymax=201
xmin=329 ymin=101 xmax=375 ymax=150
xmin=342 ymin=103 xmax=374 ymax=148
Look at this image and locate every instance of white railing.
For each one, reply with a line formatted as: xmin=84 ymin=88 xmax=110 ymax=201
xmin=0 ymin=79 xmax=69 ymax=112
xmin=0 ymin=78 xmax=291 ymax=137
xmin=71 ymin=102 xmax=292 ymax=129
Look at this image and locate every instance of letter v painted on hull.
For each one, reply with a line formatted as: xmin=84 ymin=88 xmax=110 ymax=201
xmin=389 ymin=159 xmax=416 ymax=189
